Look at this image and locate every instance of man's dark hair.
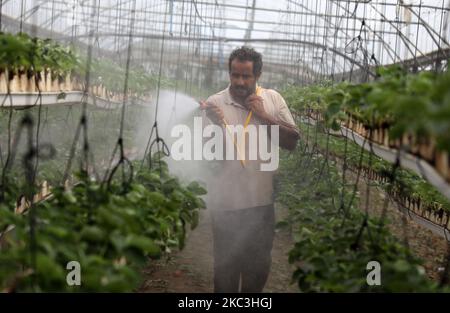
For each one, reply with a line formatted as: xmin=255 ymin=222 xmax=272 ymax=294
xmin=228 ymin=46 xmax=263 ymax=76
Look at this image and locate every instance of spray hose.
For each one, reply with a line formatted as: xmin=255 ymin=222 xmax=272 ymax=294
xmin=222 ymin=85 xmax=262 ymax=167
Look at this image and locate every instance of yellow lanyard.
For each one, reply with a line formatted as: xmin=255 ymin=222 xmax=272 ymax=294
xmin=222 ymin=86 xmax=261 ymax=167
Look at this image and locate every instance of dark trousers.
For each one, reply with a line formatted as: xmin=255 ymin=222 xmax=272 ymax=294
xmin=211 ymin=204 xmax=275 ymax=293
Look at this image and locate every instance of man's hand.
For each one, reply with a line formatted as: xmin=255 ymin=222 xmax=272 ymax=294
xmin=199 ymin=100 xmax=224 ymax=125
xmin=244 ymin=95 xmax=266 ymax=117
xmin=243 ymin=95 xmax=299 ymax=151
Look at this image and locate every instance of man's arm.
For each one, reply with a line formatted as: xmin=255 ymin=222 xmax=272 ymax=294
xmin=245 ymin=95 xmax=300 ymax=151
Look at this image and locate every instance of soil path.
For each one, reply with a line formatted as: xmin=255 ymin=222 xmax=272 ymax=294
xmin=139 ymin=204 xmax=298 ymax=293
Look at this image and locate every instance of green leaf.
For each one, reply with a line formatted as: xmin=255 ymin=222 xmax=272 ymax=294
xmin=125 ymin=235 xmax=161 ymax=258
xmin=187 ymin=181 xmax=207 ymax=195
xmin=80 ymin=226 xmax=106 ymax=243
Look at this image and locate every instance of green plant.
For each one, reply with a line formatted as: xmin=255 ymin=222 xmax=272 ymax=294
xmin=276 ymin=141 xmax=444 ymax=292
xmin=0 ymin=156 xmax=206 ymax=292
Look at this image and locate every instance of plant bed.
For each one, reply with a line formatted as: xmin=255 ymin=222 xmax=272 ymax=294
xmin=0 ymin=156 xmax=206 ymax=292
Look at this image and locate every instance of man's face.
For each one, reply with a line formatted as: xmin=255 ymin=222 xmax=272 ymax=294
xmin=229 ymin=59 xmax=260 ymax=101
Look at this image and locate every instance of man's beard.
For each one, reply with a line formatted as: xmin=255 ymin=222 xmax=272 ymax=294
xmin=230 ymin=84 xmax=256 ymax=100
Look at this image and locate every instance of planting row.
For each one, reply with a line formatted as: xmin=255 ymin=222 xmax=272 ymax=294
xmin=294 ymin=120 xmax=450 ymax=229
xmin=283 ymin=66 xmax=450 ymax=184
xmin=0 ymin=157 xmax=206 ymax=292
xmin=0 ymin=32 xmax=174 ymax=101
xmin=276 ymin=139 xmax=448 ymax=292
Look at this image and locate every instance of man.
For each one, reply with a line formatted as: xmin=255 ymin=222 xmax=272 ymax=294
xmin=199 ymin=46 xmax=299 ymax=293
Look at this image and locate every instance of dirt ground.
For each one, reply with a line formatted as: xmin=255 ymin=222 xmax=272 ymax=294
xmin=139 ymin=204 xmax=299 ymax=293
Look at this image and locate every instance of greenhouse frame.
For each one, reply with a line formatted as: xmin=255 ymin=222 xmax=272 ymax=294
xmin=0 ymin=0 xmax=450 ymax=294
